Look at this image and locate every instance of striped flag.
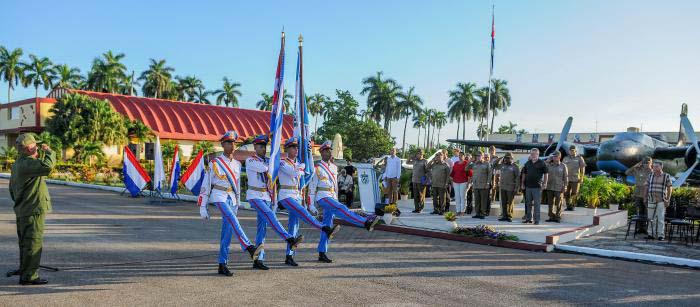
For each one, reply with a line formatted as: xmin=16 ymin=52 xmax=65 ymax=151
xmin=267 ymin=31 xmax=286 ymax=202
xmin=169 ymin=146 xmax=181 ymax=196
xmin=294 ymin=35 xmax=314 ymax=188
xmin=123 ymin=146 xmax=151 ymax=197
xmin=180 ymin=150 xmax=205 ymax=196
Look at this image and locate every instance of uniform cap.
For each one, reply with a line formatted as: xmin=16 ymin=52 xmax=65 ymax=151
xmin=284 ymin=137 xmax=299 ymax=148
xmin=552 ymin=151 xmax=561 ymax=156
xmin=16 ymin=133 xmax=37 ymax=146
xmin=252 ymin=134 xmax=269 ymax=145
xmin=504 ymin=152 xmax=513 ymax=158
xmin=569 ymin=145 xmax=577 ymax=150
xmin=319 ymin=140 xmax=332 ymax=151
xmin=220 ymin=130 xmax=239 ymax=143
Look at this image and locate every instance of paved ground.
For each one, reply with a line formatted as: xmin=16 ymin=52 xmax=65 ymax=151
xmin=1 ymin=179 xmax=700 ymax=306
xmin=566 ymin=227 xmax=700 ymax=260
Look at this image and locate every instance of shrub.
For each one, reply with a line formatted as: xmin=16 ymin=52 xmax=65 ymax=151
xmin=452 ymin=225 xmax=518 ymax=241
xmin=400 ymin=170 xmax=412 ymax=195
xmin=383 ymin=204 xmax=398 ymax=214
xmin=444 ymin=212 xmax=457 ymax=222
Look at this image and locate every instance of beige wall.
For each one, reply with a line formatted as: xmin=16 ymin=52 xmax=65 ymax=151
xmin=0 ymin=104 xmax=36 ymax=130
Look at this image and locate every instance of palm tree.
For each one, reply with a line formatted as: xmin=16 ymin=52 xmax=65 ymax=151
xmin=123 ymin=70 xmax=140 ymax=96
xmin=474 ymin=87 xmax=490 ymax=140
xmin=193 ymin=140 xmax=215 ymax=157
xmin=174 ymin=75 xmax=203 ymax=101
xmin=497 ymin=121 xmax=518 ymax=134
xmin=256 ymin=90 xmax=292 ymax=112
xmin=54 ymin=64 xmax=82 ymax=89
xmin=22 ymin=55 xmax=56 ymax=98
xmin=139 ymin=58 xmax=174 ymax=99
xmin=75 ymin=141 xmax=105 ymax=166
xmin=488 ymin=79 xmax=512 ymax=133
xmin=213 ymin=77 xmax=242 ymax=107
xmin=86 ymin=51 xmax=127 ymax=93
xmin=126 ymin=119 xmax=152 ymax=143
xmin=448 ymin=82 xmax=477 ymax=141
xmin=307 ymin=93 xmax=329 ymax=137
xmin=412 ymin=112 xmax=426 ymax=149
xmin=434 ymin=111 xmax=447 ymax=147
xmin=37 ymin=131 xmax=63 ymax=160
xmin=0 ymin=46 xmax=25 ymax=102
xmin=477 ymin=124 xmax=489 ymax=140
xmin=360 ymin=71 xmax=402 ymax=132
xmin=191 ymin=87 xmax=211 ymax=104
xmin=396 ymin=87 xmax=423 ymax=157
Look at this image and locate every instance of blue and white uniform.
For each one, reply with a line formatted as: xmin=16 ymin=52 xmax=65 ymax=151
xmin=309 ymin=159 xmax=371 ymax=253
xmin=199 ymin=153 xmax=254 ymax=265
xmin=246 ymin=154 xmax=294 ymax=261
xmin=278 ymin=157 xmax=322 ymax=256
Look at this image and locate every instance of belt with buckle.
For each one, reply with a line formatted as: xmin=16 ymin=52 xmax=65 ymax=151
xmin=249 ymin=186 xmax=267 ymax=192
xmin=279 ymin=185 xmax=298 ymax=190
xmin=213 ymin=184 xmax=233 ymax=193
xmin=317 ymin=187 xmax=335 ymax=192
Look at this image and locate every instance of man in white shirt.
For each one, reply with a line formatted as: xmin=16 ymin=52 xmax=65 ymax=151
xmin=278 ymin=137 xmax=340 ymax=267
xmin=309 ymin=141 xmax=381 ymax=263
xmin=245 ymin=135 xmax=303 ymax=270
xmin=198 ymin=131 xmax=262 ymax=277
xmin=383 ymin=148 xmax=402 ymax=204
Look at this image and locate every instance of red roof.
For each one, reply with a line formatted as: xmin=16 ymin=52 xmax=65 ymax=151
xmin=69 ymin=90 xmax=294 ymax=141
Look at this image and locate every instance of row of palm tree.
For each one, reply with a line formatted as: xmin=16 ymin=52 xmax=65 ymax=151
xmin=447 ymin=80 xmax=511 ymax=141
xmin=0 ymin=46 xmax=243 ymax=107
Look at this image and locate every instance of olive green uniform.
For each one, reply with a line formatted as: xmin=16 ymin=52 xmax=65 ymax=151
xmin=545 ymin=162 xmax=568 ymax=221
xmin=497 ymin=163 xmax=519 ymax=220
xmin=562 ymin=155 xmax=586 ymax=210
xmin=471 ymin=162 xmax=492 ymax=217
xmin=428 ymin=161 xmax=451 ymax=214
xmin=9 ymin=144 xmax=56 ymax=282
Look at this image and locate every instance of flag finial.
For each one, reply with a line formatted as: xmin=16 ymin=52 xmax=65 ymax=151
xmin=298 ymin=34 xmax=303 ymax=46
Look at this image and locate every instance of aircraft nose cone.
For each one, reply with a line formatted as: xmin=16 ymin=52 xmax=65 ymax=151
xmin=596 ymin=140 xmax=639 ymax=175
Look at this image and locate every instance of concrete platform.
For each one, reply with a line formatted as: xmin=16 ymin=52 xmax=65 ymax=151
xmin=391 ymin=197 xmax=628 ymax=244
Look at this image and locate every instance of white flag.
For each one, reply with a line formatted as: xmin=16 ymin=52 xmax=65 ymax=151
xmin=153 ymin=136 xmax=166 ymax=193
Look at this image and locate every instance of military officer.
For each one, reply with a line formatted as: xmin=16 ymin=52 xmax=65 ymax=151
xmin=626 ymin=157 xmax=653 ymax=232
xmin=545 ymin=152 xmax=568 ymax=223
xmin=246 ymin=135 xmax=303 ymax=270
xmin=562 ymin=145 xmax=586 ymax=211
xmin=278 ymin=137 xmax=340 ymax=267
xmin=496 ymin=153 xmax=519 ymax=222
xmin=9 ymin=133 xmax=55 ymax=285
xmin=198 ymin=131 xmax=262 ymax=277
xmin=489 ymin=146 xmax=501 ymax=203
xmin=471 ymin=152 xmax=492 ymax=219
xmin=309 ymin=141 xmax=380 ymax=263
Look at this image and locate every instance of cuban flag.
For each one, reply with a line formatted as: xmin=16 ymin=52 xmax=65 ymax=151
xmin=267 ymin=32 xmax=286 ymax=202
xmin=180 ymin=150 xmax=205 ymax=196
xmin=294 ymin=38 xmax=314 ymax=188
xmin=169 ymin=146 xmax=181 ymax=196
xmin=123 ymin=146 xmax=151 ymax=197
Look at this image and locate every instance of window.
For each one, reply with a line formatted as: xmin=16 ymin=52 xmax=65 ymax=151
xmin=9 ymin=107 xmax=20 ymax=120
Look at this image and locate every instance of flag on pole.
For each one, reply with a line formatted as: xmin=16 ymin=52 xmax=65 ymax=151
xmin=294 ymin=35 xmax=314 ymax=188
xmin=267 ymin=31 xmax=286 ymax=203
xmin=181 ymin=150 xmax=205 ymax=196
xmin=153 ymin=136 xmax=165 ymax=193
xmin=169 ymin=146 xmax=181 ymax=196
xmin=485 ymin=4 xmax=495 ymax=141
xmin=123 ymin=146 xmax=151 ymax=197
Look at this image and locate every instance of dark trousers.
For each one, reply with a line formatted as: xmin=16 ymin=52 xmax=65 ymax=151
xmin=412 ymin=183 xmax=426 ymax=212
xmin=500 ymin=189 xmax=515 ymax=220
xmin=432 ymin=187 xmax=447 ymax=214
xmin=466 ymin=186 xmax=473 ymax=214
xmin=17 ymin=212 xmax=45 ymax=282
xmin=474 ymin=188 xmax=490 ymax=217
xmin=545 ymin=190 xmax=563 ymax=221
xmin=634 ymin=196 xmax=647 ymax=232
xmin=340 ymin=190 xmax=354 ymax=207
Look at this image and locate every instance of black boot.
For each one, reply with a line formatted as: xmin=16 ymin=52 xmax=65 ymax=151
xmin=322 ymin=225 xmax=341 ymax=239
xmin=19 ymin=278 xmax=48 ymax=285
xmin=246 ymin=244 xmax=263 ymax=260
xmin=318 ymin=252 xmax=333 ymax=263
xmin=364 ymin=216 xmax=381 ymax=231
xmin=5 ymin=269 xmax=20 ymax=277
xmin=218 ymin=263 xmax=233 ymax=276
xmin=285 ymin=255 xmax=298 ymax=267
xmin=253 ymin=260 xmax=269 ymax=270
xmin=286 ymin=235 xmax=304 ymax=250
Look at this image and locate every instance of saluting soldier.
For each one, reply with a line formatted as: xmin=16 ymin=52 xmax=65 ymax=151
xmin=545 ymin=152 xmax=568 ymax=223
xmin=489 ymin=146 xmax=501 ymax=203
xmin=9 ymin=134 xmax=56 ymax=285
xmin=562 ymin=145 xmax=586 ymax=211
xmin=626 ymin=157 xmax=653 ymax=233
xmin=497 ymin=153 xmax=519 ymax=222
xmin=471 ymin=152 xmax=492 ymax=219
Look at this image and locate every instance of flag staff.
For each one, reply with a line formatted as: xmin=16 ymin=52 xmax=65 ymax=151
xmin=484 ymin=4 xmax=495 ymax=141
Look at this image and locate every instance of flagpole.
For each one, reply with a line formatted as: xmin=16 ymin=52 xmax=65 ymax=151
xmin=485 ymin=4 xmax=495 ymax=141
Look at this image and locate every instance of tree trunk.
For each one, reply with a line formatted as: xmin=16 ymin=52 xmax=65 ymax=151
xmin=7 ymin=83 xmax=11 ymax=103
xmin=417 ymin=126 xmax=421 ymax=149
xmin=456 ymin=117 xmax=460 ymax=140
xmin=490 ymin=111 xmax=496 ymax=134
xmin=462 ymin=114 xmax=467 ymax=151
xmin=401 ymin=115 xmax=408 ymax=158
xmin=314 ymin=116 xmax=319 ymax=139
xmin=437 ymin=128 xmax=441 ymax=148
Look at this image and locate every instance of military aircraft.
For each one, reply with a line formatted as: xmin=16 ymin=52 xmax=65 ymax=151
xmin=447 ymin=104 xmax=700 ymax=186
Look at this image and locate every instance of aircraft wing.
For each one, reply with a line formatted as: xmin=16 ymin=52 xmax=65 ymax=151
xmin=446 ymin=139 xmax=550 ymax=151
xmin=653 ymin=146 xmax=689 ymax=160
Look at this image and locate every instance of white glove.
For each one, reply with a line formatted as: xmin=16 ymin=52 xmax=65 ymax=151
xmin=308 ymin=203 xmax=319 ymax=215
xmin=199 ymin=205 xmax=210 ymax=220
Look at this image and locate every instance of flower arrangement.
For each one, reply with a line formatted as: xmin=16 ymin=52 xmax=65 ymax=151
xmin=443 ymin=212 xmax=457 ymax=222
xmin=383 ymin=204 xmax=398 ymax=215
xmin=452 ymin=225 xmax=519 ymax=241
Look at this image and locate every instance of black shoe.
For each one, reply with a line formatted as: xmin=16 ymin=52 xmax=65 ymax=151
xmin=646 ymin=235 xmax=655 ymax=239
xmin=430 ymin=211 xmax=438 ymax=215
xmin=479 ymin=216 xmax=485 ymax=219
xmin=534 ymin=221 xmax=540 ymax=225
xmin=322 ymin=225 xmax=341 ymax=239
xmin=472 ymin=215 xmax=481 ymax=219
xmin=285 ymin=256 xmax=299 ymax=267
xmin=286 ymin=235 xmax=304 ymax=250
xmin=19 ymin=278 xmax=48 ymax=285
xmin=318 ymin=252 xmax=333 ymax=263
xmin=411 ymin=210 xmax=419 ymax=213
xmin=565 ymin=208 xmax=574 ymax=211
xmin=253 ymin=260 xmax=269 ymax=270
xmin=5 ymin=269 xmax=19 ymax=277
xmin=246 ymin=244 xmax=263 ymax=260
xmin=365 ymin=216 xmax=381 ymax=231
xmin=438 ymin=212 xmax=444 ymax=216
xmin=658 ymin=237 xmax=665 ymax=241
xmin=554 ymin=219 xmax=561 ymax=223
xmin=506 ymin=218 xmax=513 ymax=222
xmin=218 ymin=263 xmax=233 ymax=276
xmin=545 ymin=219 xmax=555 ymax=222
xmin=523 ymin=220 xmax=533 ymax=224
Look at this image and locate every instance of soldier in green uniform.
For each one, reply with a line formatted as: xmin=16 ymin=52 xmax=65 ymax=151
xmin=496 ymin=153 xmax=519 ymax=222
xmin=544 ymin=151 xmax=568 ymax=223
xmin=562 ymin=145 xmax=586 ymax=211
xmin=471 ymin=152 xmax=492 ymax=219
xmin=9 ymin=133 xmax=56 ymax=285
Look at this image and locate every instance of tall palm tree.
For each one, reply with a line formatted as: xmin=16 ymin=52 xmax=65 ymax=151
xmin=396 ymin=87 xmax=423 ymax=157
xmin=22 ymin=55 xmax=56 ymax=98
xmin=213 ymin=77 xmax=242 ymax=107
xmin=123 ymin=70 xmax=140 ymax=96
xmin=488 ymin=79 xmax=512 ymax=133
xmin=307 ymin=93 xmax=328 ymax=137
xmin=448 ymin=82 xmax=477 ymax=141
xmin=86 ymin=51 xmax=127 ymax=93
xmin=191 ymin=86 xmax=211 ymax=104
xmin=54 ymin=64 xmax=82 ymax=89
xmin=139 ymin=58 xmax=174 ymax=99
xmin=412 ymin=112 xmax=426 ymax=149
xmin=76 ymin=141 xmax=105 ymax=166
xmin=193 ymin=140 xmax=215 ymax=157
xmin=434 ymin=111 xmax=447 ymax=147
xmin=497 ymin=121 xmax=518 ymax=134
xmin=360 ymin=71 xmax=402 ymax=132
xmin=423 ymin=109 xmax=436 ymax=149
xmin=0 ymin=46 xmax=25 ymax=102
xmin=175 ymin=75 xmax=203 ymax=101
xmin=474 ymin=87 xmax=490 ymax=140
xmin=256 ymin=90 xmax=292 ymax=112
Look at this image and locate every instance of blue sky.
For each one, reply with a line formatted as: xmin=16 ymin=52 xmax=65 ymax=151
xmin=2 ymin=0 xmax=699 ymax=144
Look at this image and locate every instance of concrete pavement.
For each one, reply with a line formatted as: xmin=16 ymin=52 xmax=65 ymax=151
xmin=1 ymin=178 xmax=699 ymax=306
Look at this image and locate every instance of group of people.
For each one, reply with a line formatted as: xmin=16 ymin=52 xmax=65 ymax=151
xmin=408 ymin=145 xmax=587 ymax=225
xmin=626 ymin=157 xmax=674 ymax=241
